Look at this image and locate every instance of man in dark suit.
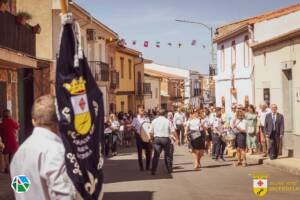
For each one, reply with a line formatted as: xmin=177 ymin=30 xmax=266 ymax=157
xmin=264 ymin=104 xmax=284 ymax=159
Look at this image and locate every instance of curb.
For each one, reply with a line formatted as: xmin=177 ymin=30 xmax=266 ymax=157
xmin=246 ymin=154 xmax=300 ymax=176
xmin=264 ymin=159 xmax=300 ymax=176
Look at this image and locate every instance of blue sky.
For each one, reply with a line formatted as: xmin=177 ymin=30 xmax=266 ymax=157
xmin=75 ymin=0 xmax=300 ymax=73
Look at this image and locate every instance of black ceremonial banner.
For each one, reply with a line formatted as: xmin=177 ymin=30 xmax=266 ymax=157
xmin=55 ymin=23 xmax=104 ymax=199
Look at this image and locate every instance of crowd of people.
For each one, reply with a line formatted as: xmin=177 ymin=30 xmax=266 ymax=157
xmin=102 ymin=102 xmax=284 ymax=175
xmin=0 ymin=99 xmax=284 ymax=177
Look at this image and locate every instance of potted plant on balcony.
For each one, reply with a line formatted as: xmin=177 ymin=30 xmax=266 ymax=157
xmin=32 ymin=24 xmax=41 ymax=34
xmin=0 ymin=0 xmax=9 ymax=12
xmin=16 ymin=11 xmax=32 ymax=25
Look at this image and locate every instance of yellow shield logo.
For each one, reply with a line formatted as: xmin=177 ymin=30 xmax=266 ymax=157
xmin=253 ymin=175 xmax=268 ymax=197
xmin=71 ymin=94 xmax=91 ymax=135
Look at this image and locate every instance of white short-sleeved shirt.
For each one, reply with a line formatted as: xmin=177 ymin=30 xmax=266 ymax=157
xmin=173 ymin=112 xmax=186 ymax=125
xmin=111 ymin=120 xmax=120 ymax=130
xmin=131 ymin=115 xmax=149 ymax=134
xmin=10 ymin=127 xmax=75 ymax=200
xmin=258 ymin=109 xmax=271 ymax=127
xmin=232 ymin=119 xmax=247 ymax=133
xmin=151 ymin=116 xmax=175 ymax=138
xmin=186 ymin=118 xmax=201 ymax=131
xmin=213 ymin=117 xmax=223 ymax=134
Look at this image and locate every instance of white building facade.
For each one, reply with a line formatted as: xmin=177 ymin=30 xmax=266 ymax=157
xmin=252 ymin=9 xmax=300 ymax=158
xmin=144 ymin=74 xmax=161 ymax=111
xmin=214 ymin=26 xmax=254 ymax=112
xmin=145 ymin=63 xmax=203 ymax=108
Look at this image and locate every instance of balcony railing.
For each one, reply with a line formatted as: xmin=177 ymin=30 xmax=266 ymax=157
xmin=143 ymin=83 xmax=152 ymax=95
xmin=0 ymin=11 xmax=36 ymax=56
xmin=88 ymin=61 xmax=110 ymax=82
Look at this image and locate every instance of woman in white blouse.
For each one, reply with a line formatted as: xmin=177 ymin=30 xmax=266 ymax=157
xmin=231 ymin=108 xmax=247 ymax=167
xmin=185 ymin=110 xmax=206 ymax=170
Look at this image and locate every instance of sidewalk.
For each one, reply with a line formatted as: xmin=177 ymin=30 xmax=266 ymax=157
xmin=246 ymin=153 xmax=300 ymax=176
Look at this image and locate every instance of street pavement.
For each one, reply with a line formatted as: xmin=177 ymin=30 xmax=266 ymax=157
xmin=1 ymin=145 xmax=299 ymax=200
xmin=102 ymin=146 xmax=300 ymax=200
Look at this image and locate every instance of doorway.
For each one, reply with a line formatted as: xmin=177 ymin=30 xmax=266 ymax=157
xmin=282 ymin=69 xmax=293 ymax=132
xmin=18 ymin=68 xmax=34 ymax=143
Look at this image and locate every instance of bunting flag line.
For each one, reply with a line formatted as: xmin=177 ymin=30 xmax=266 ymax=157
xmin=144 ymin=41 xmax=149 ymax=48
xmin=56 ymin=14 xmax=104 ymax=199
xmin=112 ymin=38 xmax=207 ymax=49
xmin=156 ymin=41 xmax=160 ymax=48
xmin=191 ymin=40 xmax=197 ymax=46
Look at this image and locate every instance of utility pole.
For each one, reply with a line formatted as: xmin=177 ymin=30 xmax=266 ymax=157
xmin=175 ymin=19 xmax=216 ymax=105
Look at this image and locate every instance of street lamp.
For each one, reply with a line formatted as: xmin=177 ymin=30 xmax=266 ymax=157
xmin=175 ymin=19 xmax=216 ymax=68
xmin=175 ymin=19 xmax=216 ymax=105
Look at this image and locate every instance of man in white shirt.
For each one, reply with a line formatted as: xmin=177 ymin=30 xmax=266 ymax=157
xmin=212 ymin=107 xmax=226 ymax=161
xmin=131 ymin=105 xmax=152 ymax=171
xmin=10 ymin=95 xmax=75 ymax=200
xmin=173 ymin=107 xmax=186 ymax=145
xmin=257 ymin=102 xmax=271 ymax=157
xmin=150 ymin=109 xmax=177 ymax=175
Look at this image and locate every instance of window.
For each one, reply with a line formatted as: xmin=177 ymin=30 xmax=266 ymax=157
xmin=110 ymin=57 xmax=113 ymax=67
xmin=121 ymin=101 xmax=125 ymax=112
xmin=120 ymin=57 xmax=124 ymax=78
xmin=244 ymin=35 xmax=250 ymax=67
xmin=128 ymin=59 xmax=132 ymax=80
xmin=263 ymin=52 xmax=267 ymax=66
xmin=100 ymin=62 xmax=109 ymax=81
xmin=155 ymin=88 xmax=158 ymax=98
xmin=144 ymin=83 xmax=152 ymax=94
xmin=221 ymin=96 xmax=225 ymax=107
xmin=231 ymin=41 xmax=236 ymax=66
xmin=99 ymin=44 xmax=103 ymax=61
xmin=263 ymin=88 xmax=270 ymax=106
xmin=116 ymin=72 xmax=120 ymax=88
xmin=221 ymin=45 xmax=225 ymax=72
xmin=244 ymin=96 xmax=249 ymax=107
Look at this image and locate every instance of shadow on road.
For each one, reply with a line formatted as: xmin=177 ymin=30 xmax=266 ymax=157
xmin=103 ymin=158 xmax=172 ymax=184
xmin=103 ymin=191 xmax=154 ymax=200
xmin=201 ymin=163 xmax=233 ymax=168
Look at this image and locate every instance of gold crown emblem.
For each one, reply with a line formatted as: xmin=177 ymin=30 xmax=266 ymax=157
xmin=63 ymin=77 xmax=86 ymax=95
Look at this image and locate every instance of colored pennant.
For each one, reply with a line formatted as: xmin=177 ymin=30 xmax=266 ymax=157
xmin=144 ymin=41 xmax=149 ymax=48
xmin=168 ymin=42 xmax=172 ymax=46
xmin=191 ymin=40 xmax=197 ymax=46
xmin=156 ymin=41 xmax=160 ymax=48
xmin=132 ymin=40 xmax=137 ymax=45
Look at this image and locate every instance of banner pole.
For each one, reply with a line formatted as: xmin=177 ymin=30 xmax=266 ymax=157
xmin=60 ymin=0 xmax=68 ymax=14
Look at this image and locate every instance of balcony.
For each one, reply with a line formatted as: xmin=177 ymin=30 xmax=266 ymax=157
xmin=143 ymin=83 xmax=152 ymax=96
xmin=110 ymin=70 xmax=118 ymax=90
xmin=0 ymin=11 xmax=36 ymax=56
xmin=88 ymin=61 xmax=110 ymax=82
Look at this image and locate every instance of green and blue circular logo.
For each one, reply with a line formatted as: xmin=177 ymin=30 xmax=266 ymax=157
xmin=11 ymin=175 xmax=31 ymax=193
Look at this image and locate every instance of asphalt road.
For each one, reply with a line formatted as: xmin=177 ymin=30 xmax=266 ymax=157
xmin=1 ymin=145 xmax=299 ymax=200
xmin=102 ymin=146 xmax=300 ymax=200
